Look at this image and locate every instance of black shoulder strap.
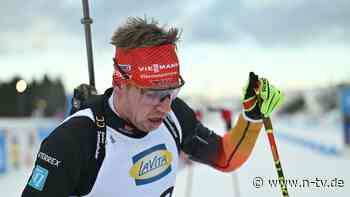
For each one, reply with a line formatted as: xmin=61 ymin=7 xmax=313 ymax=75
xmin=163 ymin=115 xmax=181 ymax=154
xmin=87 ymin=96 xmax=107 ymax=165
xmin=91 ymin=105 xmax=106 ymax=163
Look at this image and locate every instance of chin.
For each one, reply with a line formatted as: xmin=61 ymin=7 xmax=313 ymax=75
xmin=145 ymin=125 xmax=160 ymax=132
xmin=144 ymin=121 xmax=162 ymax=132
xmin=136 ymin=124 xmax=157 ymax=133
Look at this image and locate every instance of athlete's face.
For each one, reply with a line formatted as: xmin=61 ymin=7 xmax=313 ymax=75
xmin=116 ymin=85 xmax=173 ymax=132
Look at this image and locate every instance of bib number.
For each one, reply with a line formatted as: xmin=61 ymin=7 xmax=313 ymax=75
xmin=160 ymin=186 xmax=174 ymax=197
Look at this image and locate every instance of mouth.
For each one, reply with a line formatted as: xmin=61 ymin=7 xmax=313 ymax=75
xmin=148 ymin=117 xmax=164 ymax=127
xmin=149 ymin=117 xmax=163 ymax=123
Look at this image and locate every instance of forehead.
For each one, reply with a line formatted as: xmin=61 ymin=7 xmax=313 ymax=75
xmin=125 ymin=84 xmax=141 ymax=93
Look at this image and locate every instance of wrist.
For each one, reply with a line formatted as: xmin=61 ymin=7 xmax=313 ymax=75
xmin=242 ymin=95 xmax=263 ymax=120
xmin=241 ymin=110 xmax=263 ymax=123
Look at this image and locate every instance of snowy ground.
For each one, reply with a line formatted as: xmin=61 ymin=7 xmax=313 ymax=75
xmin=174 ymin=112 xmax=350 ymax=197
xmin=1 ymin=112 xmax=349 ymax=197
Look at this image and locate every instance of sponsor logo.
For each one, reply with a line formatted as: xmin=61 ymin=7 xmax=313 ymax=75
xmin=262 ymin=79 xmax=268 ymax=92
xmin=140 ymin=72 xmax=178 ymax=79
xmin=37 ymin=152 xmax=61 ymax=167
xmin=150 ymin=78 xmax=178 ymax=86
xmin=28 ymin=165 xmax=49 ymax=191
xmin=95 ymin=130 xmax=106 ymax=159
xmin=138 ymin=63 xmax=179 ymax=73
xmin=119 ymin=64 xmax=132 ymax=72
xmin=130 ymin=144 xmax=172 ymax=185
xmin=153 ymin=64 xmax=160 ymax=72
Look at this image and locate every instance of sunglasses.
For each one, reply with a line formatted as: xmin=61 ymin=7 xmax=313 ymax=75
xmin=139 ymin=88 xmax=181 ymax=105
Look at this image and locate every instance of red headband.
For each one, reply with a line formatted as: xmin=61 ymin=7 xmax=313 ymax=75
xmin=113 ymin=44 xmax=182 ymax=89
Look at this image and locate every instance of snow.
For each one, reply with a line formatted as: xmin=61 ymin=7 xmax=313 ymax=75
xmin=172 ymin=111 xmax=350 ymax=197
xmin=1 ymin=111 xmax=349 ymax=197
xmin=0 ymin=167 xmax=32 ymax=196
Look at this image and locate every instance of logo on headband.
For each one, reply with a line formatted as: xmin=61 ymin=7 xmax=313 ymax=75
xmin=150 ymin=79 xmax=179 ymax=88
xmin=119 ymin=64 xmax=132 ymax=72
xmin=138 ymin=63 xmax=179 ymax=73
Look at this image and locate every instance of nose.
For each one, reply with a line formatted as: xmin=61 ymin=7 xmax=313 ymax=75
xmin=156 ymin=96 xmax=172 ymax=113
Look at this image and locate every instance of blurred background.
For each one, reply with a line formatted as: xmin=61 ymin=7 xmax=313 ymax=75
xmin=1 ymin=0 xmax=350 ymax=196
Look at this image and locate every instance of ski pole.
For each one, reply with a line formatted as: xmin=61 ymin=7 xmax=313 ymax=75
xmin=250 ymin=72 xmax=289 ymax=197
xmin=81 ymin=0 xmax=95 ymax=87
xmin=262 ymin=117 xmax=289 ymax=197
xmin=185 ymin=163 xmax=194 ymax=197
xmin=224 ymin=114 xmax=241 ymax=197
xmin=185 ymin=110 xmax=203 ymax=197
xmin=231 ymin=172 xmax=240 ymax=197
xmin=70 ymin=0 xmax=96 ymax=115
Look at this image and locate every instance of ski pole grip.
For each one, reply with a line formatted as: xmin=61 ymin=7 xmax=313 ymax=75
xmin=249 ymin=72 xmax=273 ymax=130
xmin=249 ymin=72 xmax=259 ymax=93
